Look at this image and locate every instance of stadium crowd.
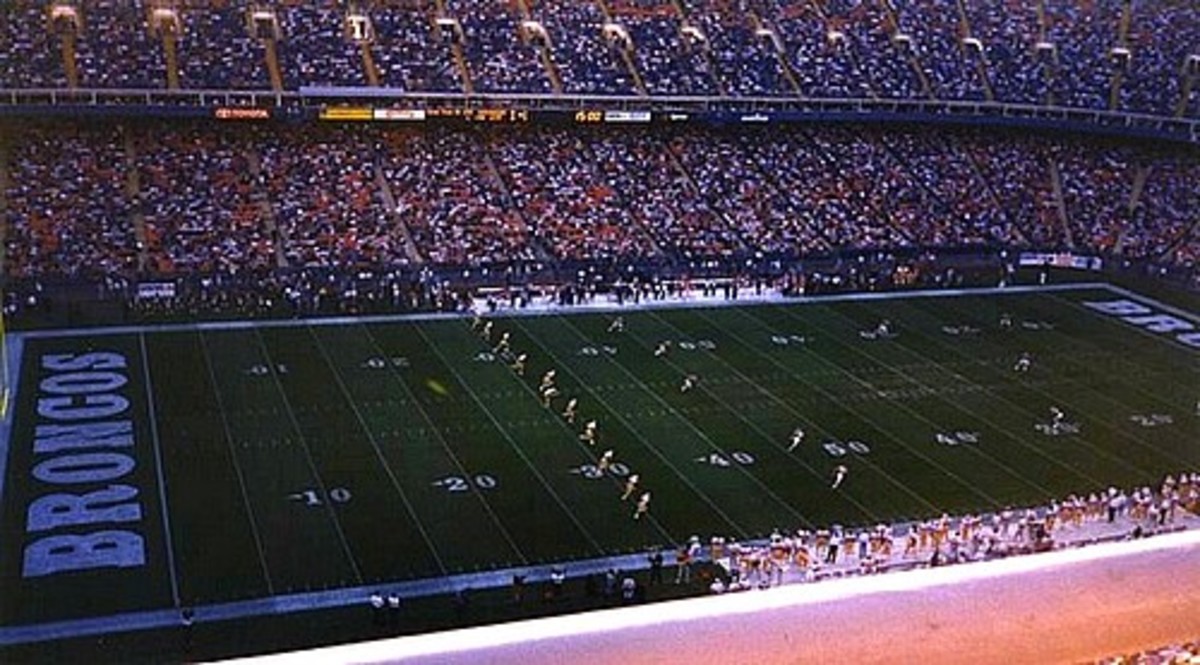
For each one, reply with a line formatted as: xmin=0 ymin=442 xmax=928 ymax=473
xmin=2 ymin=0 xmax=1199 ymax=118
xmin=4 ymin=124 xmax=1199 ymax=306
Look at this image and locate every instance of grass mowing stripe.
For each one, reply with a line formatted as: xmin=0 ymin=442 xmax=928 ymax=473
xmin=817 ymin=299 xmax=1120 ymax=490
xmin=410 ymin=324 xmax=607 ymax=558
xmin=138 ymin=332 xmax=180 ymax=610
xmin=892 ymin=298 xmax=1171 ymax=482
xmin=578 ymin=314 xmax=818 ymax=529
xmin=200 ymin=328 xmax=359 ymax=591
xmin=950 ymin=293 xmax=1198 ymax=468
xmin=511 ymin=316 xmax=755 ymax=540
xmin=1023 ymin=297 xmax=1199 ymax=467
xmin=844 ymin=298 xmax=1158 ymax=484
xmin=353 ymin=323 xmax=532 ymax=567
xmin=364 ymin=323 xmax=597 ymax=565
xmin=421 ymin=320 xmax=661 ymax=558
xmin=258 ymin=325 xmax=454 ymax=582
xmin=432 ymin=321 xmax=679 ymax=549
xmin=305 ymin=324 xmax=455 ymax=574
xmin=768 ymin=302 xmax=1082 ymax=496
xmin=319 ymin=326 xmax=528 ymax=572
xmin=675 ymin=306 xmax=954 ymax=516
xmin=886 ymin=297 xmax=1176 ymax=481
xmin=725 ymin=306 xmax=1005 ymax=509
xmin=632 ymin=309 xmax=882 ymax=524
xmin=196 ymin=330 xmax=276 ymax=595
xmin=1039 ymin=292 xmax=1199 ymax=411
xmin=249 ymin=326 xmax=364 ymax=585
xmin=549 ymin=314 xmax=814 ymax=530
xmin=145 ymin=332 xmax=268 ymax=605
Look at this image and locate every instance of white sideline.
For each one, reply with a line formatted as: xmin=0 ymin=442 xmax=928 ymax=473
xmin=11 ymin=281 xmax=1112 ymax=340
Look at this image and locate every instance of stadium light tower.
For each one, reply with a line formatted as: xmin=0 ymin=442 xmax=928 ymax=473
xmin=48 ymin=3 xmax=80 ymax=34
xmin=149 ymin=8 xmax=182 ymax=37
xmin=755 ymin=27 xmax=784 ymax=54
xmin=520 ymin=20 xmax=549 ymax=47
xmin=434 ymin=17 xmax=463 ymax=44
xmin=247 ymin=7 xmax=280 ymax=40
xmin=1108 ymin=46 xmax=1130 ymax=69
xmin=603 ymin=23 xmax=632 ymax=50
xmin=1035 ymin=40 xmax=1057 ymax=63
xmin=681 ymin=25 xmax=707 ymax=46
xmin=345 ymin=12 xmax=373 ymax=44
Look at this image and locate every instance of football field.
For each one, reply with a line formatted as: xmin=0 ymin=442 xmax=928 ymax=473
xmin=1 ymin=283 xmax=1197 ymax=642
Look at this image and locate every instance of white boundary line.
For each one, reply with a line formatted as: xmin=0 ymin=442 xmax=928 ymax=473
xmin=1101 ymin=283 xmax=1200 ymax=325
xmin=0 ymin=334 xmax=22 ymax=544
xmin=8 ymin=282 xmax=1114 ymax=341
xmin=138 ymin=332 xmax=181 ymax=609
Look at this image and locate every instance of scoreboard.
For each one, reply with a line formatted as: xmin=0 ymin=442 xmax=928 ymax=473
xmin=315 ymin=106 xmax=674 ymax=126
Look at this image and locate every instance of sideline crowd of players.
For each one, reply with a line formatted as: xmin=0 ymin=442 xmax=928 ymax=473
xmin=696 ymin=470 xmax=1200 ymax=594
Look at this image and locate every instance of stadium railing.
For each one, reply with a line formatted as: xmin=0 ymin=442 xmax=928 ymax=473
xmin=1 ymin=88 xmax=1198 ymax=145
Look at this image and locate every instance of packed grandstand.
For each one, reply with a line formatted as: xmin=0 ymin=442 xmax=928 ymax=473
xmin=1 ymin=1 xmax=1200 ymax=664
xmin=0 ymin=0 xmax=1198 ymax=314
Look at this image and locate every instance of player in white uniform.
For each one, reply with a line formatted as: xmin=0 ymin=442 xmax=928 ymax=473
xmin=1049 ymin=406 xmax=1065 ymax=433
xmin=540 ymin=385 xmax=560 ymax=408
xmin=481 ymin=321 xmax=493 ymax=342
xmin=831 ymin=464 xmax=848 ymax=489
xmin=470 ymin=312 xmax=484 ymax=332
xmin=509 ymin=353 xmax=528 ymax=376
xmin=788 ymin=427 xmax=806 ymax=451
xmin=562 ymin=397 xmax=578 ymax=424
xmin=608 ymin=317 xmax=625 ymax=333
xmin=680 ymin=374 xmax=698 ymax=393
xmin=1000 ymin=312 xmax=1013 ymax=329
xmin=539 ymin=369 xmax=557 ymax=392
xmin=654 ymin=341 xmax=671 ymax=358
xmin=579 ymin=420 xmax=597 ymax=445
xmin=621 ymin=474 xmax=640 ymax=500
xmin=634 ymin=492 xmax=651 ymax=519
xmin=1013 ymin=352 xmax=1032 ymax=373
xmin=859 ymin=320 xmax=893 ymax=340
xmin=598 ymin=449 xmax=614 ymax=473
xmin=493 ymin=331 xmax=511 ymax=355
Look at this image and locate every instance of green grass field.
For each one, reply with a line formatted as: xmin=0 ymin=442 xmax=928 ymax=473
xmin=2 ymin=284 xmax=1198 ymax=633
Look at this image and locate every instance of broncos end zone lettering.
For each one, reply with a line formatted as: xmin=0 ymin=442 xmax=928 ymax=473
xmin=1083 ymin=299 xmax=1200 ymax=349
xmin=22 ymin=352 xmax=146 ymax=578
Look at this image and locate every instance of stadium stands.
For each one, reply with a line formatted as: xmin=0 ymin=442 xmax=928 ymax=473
xmin=4 ymin=123 xmax=1198 ymax=287
xmin=369 ymin=3 xmax=463 ymax=92
xmin=3 ymin=126 xmax=137 ymax=279
xmin=75 ymin=1 xmax=169 ymax=89
xmin=449 ymin=0 xmax=553 ymax=94
xmin=1 ymin=2 xmax=70 ymax=89
xmin=277 ymin=6 xmax=369 ymax=89
xmin=3 ymin=1 xmax=1194 ymax=117
xmin=136 ymin=127 xmax=274 ymax=274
